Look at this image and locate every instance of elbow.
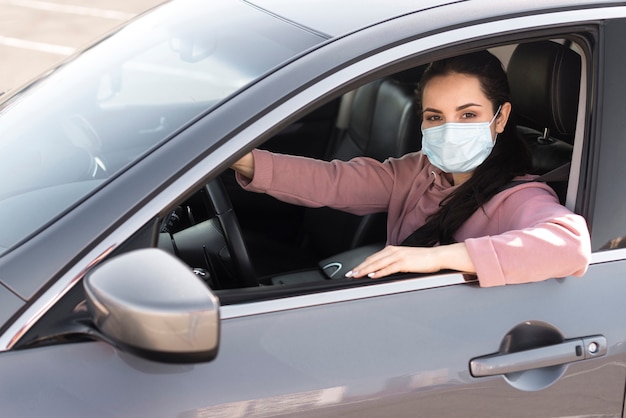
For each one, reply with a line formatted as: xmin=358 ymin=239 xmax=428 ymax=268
xmin=570 ymin=231 xmax=592 ymax=277
xmin=551 ymin=214 xmax=591 ymax=277
xmin=566 ymin=215 xmax=592 ymax=276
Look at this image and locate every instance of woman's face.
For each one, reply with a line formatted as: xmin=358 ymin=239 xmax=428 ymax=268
xmin=421 ymin=72 xmax=510 ymax=138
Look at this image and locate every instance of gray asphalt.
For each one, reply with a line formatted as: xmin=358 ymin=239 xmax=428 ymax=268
xmin=0 ymin=0 xmax=165 ymax=93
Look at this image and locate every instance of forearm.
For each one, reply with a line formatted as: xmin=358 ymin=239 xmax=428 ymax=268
xmin=235 ymin=150 xmax=395 ymax=214
xmin=347 ymin=242 xmax=476 ymax=279
xmin=435 ymin=242 xmax=476 ymax=273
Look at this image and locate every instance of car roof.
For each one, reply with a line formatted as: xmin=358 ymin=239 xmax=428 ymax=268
xmin=245 ymin=0 xmax=452 ymax=37
xmin=245 ymin=0 xmax=626 ymax=37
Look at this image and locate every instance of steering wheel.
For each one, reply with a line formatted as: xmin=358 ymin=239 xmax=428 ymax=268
xmin=204 ymin=178 xmax=258 ymax=288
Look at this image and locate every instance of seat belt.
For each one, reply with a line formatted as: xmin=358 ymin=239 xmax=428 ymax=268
xmin=401 ymin=162 xmax=572 ymax=246
xmin=498 ymin=162 xmax=571 ymax=192
xmin=534 ymin=161 xmax=571 ymax=182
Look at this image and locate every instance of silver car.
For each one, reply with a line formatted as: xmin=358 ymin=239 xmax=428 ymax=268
xmin=1 ymin=0 xmax=625 ymax=416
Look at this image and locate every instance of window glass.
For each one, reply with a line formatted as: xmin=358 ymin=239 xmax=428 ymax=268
xmin=0 ymin=0 xmax=323 ymax=256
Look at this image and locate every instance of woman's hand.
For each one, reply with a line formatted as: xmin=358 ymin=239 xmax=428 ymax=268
xmin=231 ymin=152 xmax=255 ymax=179
xmin=345 ymin=243 xmax=476 ymax=279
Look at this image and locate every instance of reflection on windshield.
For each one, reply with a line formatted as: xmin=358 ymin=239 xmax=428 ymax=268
xmin=0 ymin=0 xmax=323 ymax=255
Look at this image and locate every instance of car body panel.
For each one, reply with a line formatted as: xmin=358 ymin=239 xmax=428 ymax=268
xmin=0 ymin=284 xmax=23 ymax=326
xmin=1 ymin=270 xmax=626 ymax=417
xmin=246 ymin=0 xmax=455 ymax=37
xmin=247 ymin=0 xmax=626 ymax=37
xmin=587 ymin=17 xmax=626 ymax=250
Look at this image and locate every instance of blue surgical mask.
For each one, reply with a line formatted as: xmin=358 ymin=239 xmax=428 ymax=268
xmin=421 ymin=106 xmax=501 ymax=174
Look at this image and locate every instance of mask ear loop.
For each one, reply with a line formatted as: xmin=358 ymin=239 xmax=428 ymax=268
xmin=489 ymin=105 xmax=503 ymax=125
xmin=490 ymin=105 xmax=502 ymax=143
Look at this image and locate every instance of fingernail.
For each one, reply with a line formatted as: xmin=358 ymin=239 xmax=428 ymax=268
xmin=368 ymin=272 xmax=376 ymax=278
xmin=345 ymin=270 xmax=354 ymax=278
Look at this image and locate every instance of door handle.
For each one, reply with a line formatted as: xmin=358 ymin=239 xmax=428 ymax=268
xmin=470 ymin=335 xmax=607 ymax=377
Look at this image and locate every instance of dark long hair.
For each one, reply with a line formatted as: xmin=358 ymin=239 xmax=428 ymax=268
xmin=403 ymin=50 xmax=531 ymax=247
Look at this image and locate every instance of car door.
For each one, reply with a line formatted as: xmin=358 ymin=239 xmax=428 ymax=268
xmin=214 ymin=275 xmax=625 ymax=417
xmin=145 ymin=11 xmax=626 ymax=416
xmin=1 ymin=270 xmax=623 ymax=417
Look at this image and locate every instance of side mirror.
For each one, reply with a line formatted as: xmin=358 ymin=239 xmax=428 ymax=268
xmin=84 ymin=248 xmax=220 ymax=363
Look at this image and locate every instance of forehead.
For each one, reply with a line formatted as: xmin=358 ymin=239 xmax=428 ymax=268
xmin=422 ymin=73 xmax=489 ymax=108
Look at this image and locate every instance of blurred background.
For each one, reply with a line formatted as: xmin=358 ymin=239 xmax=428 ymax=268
xmin=0 ymin=0 xmax=165 ymax=93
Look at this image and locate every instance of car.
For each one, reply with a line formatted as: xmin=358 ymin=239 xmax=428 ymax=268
xmin=1 ymin=0 xmax=626 ymax=416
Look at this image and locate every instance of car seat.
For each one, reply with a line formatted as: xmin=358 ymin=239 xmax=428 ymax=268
xmin=302 ymin=67 xmax=425 ymax=256
xmin=506 ymin=40 xmax=582 ymax=202
xmin=252 ymin=67 xmax=424 ymax=277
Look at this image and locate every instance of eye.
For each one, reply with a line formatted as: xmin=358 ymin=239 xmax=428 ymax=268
xmin=423 ymin=114 xmax=441 ymax=122
xmin=461 ymin=112 xmax=477 ymax=119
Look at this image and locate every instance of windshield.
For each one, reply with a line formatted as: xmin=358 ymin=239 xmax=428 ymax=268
xmin=0 ymin=0 xmax=323 ymax=255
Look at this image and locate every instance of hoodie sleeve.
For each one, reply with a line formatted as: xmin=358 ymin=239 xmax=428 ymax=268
xmin=235 ymin=149 xmax=408 ymax=215
xmin=464 ymin=185 xmax=591 ymax=287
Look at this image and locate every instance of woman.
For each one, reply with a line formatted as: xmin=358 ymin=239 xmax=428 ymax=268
xmin=231 ymin=50 xmax=591 ymax=287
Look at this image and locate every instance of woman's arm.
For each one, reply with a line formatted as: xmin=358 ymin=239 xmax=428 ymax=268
xmin=349 ymin=185 xmax=591 ymax=286
xmin=465 ymin=215 xmax=590 ymax=287
xmin=232 ymin=149 xmax=408 ymax=215
xmin=346 ymin=243 xmax=475 ymax=279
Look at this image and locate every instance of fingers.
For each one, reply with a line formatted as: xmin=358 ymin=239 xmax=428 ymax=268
xmin=345 ymin=245 xmax=446 ymax=279
xmin=345 ymin=246 xmax=405 ymax=279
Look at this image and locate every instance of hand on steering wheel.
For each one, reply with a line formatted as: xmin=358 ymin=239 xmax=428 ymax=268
xmin=204 ymin=177 xmax=258 ymax=288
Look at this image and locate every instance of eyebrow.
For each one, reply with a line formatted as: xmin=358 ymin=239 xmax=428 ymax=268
xmin=422 ymin=103 xmax=484 ymax=114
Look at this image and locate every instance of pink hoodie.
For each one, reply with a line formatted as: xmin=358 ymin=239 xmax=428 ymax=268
xmin=237 ymin=149 xmax=591 ymax=287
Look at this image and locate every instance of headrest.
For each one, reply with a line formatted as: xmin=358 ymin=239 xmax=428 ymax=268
xmin=507 ymin=41 xmax=581 ymax=141
xmin=388 ymin=65 xmax=427 ymax=84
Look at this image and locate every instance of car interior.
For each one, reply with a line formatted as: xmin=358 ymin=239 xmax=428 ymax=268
xmin=152 ymin=37 xmax=583 ymax=301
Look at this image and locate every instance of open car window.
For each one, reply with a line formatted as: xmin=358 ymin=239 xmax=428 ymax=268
xmin=147 ymin=35 xmax=589 ymax=305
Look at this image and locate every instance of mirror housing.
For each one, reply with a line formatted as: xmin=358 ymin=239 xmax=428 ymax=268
xmin=84 ymin=248 xmax=220 ymax=363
